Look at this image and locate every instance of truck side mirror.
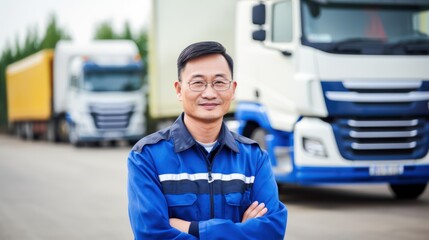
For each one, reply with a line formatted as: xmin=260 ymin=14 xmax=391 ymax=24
xmin=252 ymin=3 xmax=266 ymax=41
xmin=252 ymin=3 xmax=266 ymax=25
xmin=253 ymin=30 xmax=266 ymax=41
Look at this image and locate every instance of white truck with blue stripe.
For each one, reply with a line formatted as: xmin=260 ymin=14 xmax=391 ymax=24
xmin=55 ymin=40 xmax=146 ymax=146
xmin=235 ymin=0 xmax=429 ymax=199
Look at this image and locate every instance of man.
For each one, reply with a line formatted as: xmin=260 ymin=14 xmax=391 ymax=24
xmin=127 ymin=41 xmax=287 ymax=239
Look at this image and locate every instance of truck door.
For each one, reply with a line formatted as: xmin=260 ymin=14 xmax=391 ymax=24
xmin=251 ymin=0 xmax=298 ymax=132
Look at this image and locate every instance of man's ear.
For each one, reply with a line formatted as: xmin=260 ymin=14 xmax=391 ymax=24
xmin=174 ymin=81 xmax=182 ymax=101
xmin=231 ymin=81 xmax=237 ymax=100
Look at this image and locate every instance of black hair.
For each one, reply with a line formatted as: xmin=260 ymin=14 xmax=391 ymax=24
xmin=177 ymin=41 xmax=233 ymax=81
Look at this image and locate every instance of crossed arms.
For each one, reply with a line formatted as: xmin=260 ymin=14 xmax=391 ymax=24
xmin=170 ymin=201 xmax=268 ymax=233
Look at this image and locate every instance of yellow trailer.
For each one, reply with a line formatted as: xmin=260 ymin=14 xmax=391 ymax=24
xmin=6 ymin=49 xmax=54 ymax=138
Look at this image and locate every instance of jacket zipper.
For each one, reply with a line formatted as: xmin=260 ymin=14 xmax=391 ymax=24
xmin=207 ymin=163 xmax=214 ymax=218
xmin=206 ymin=144 xmax=223 ymax=219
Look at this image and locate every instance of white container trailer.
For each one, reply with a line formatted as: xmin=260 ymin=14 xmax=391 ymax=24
xmin=147 ymin=0 xmax=236 ymax=119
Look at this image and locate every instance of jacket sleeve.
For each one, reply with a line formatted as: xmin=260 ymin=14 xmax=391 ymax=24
xmin=127 ymin=150 xmax=197 ymax=240
xmin=198 ymin=150 xmax=287 ymax=240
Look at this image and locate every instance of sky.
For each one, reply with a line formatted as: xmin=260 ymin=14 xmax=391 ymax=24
xmin=0 ymin=0 xmax=150 ymax=52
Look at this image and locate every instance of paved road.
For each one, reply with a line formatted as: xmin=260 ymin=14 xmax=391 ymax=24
xmin=1 ymin=134 xmax=428 ymax=240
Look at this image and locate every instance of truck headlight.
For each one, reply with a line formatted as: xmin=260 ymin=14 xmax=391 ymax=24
xmin=303 ymin=137 xmax=327 ymax=157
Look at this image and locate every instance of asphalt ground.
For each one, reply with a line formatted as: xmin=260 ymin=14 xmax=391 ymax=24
xmin=1 ymin=134 xmax=428 ymax=240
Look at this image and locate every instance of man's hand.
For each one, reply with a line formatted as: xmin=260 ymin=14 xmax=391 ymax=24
xmin=241 ymin=201 xmax=268 ymax=223
xmin=170 ymin=218 xmax=191 ymax=233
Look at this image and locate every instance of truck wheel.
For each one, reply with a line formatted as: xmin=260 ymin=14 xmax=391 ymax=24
xmin=57 ymin=117 xmax=69 ymax=143
xmin=69 ymin=125 xmax=83 ymax=147
xmin=250 ymin=127 xmax=267 ymax=150
xmin=23 ymin=122 xmax=34 ymax=140
xmin=128 ymin=139 xmax=138 ymax=147
xmin=47 ymin=120 xmax=59 ymax=142
xmin=243 ymin=122 xmax=268 ymax=150
xmin=389 ymin=183 xmax=427 ymax=200
xmin=108 ymin=140 xmax=117 ymax=147
xmin=16 ymin=123 xmax=26 ymax=139
xmin=88 ymin=141 xmax=100 ymax=147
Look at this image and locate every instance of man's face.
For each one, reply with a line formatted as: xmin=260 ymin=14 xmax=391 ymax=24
xmin=175 ymin=54 xmax=236 ymax=124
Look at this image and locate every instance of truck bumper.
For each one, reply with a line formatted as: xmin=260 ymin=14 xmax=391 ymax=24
xmin=277 ymin=165 xmax=429 ymax=185
xmin=69 ymin=112 xmax=145 ymax=143
xmin=77 ymin=133 xmax=144 ymax=142
xmin=276 ymin=117 xmax=429 ymax=185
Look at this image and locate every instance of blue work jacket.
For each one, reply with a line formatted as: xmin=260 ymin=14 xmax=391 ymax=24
xmin=127 ymin=114 xmax=287 ymax=239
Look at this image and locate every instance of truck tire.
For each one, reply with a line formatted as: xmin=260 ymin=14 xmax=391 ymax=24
xmin=16 ymin=123 xmax=26 ymax=139
xmin=23 ymin=122 xmax=34 ymax=140
xmin=47 ymin=119 xmax=59 ymax=142
xmin=68 ymin=124 xmax=83 ymax=147
xmin=243 ymin=122 xmax=268 ymax=150
xmin=251 ymin=127 xmax=268 ymax=150
xmin=57 ymin=117 xmax=69 ymax=143
xmin=389 ymin=183 xmax=427 ymax=200
xmin=128 ymin=139 xmax=138 ymax=147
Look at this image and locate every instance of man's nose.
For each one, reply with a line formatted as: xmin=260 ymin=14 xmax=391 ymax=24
xmin=201 ymin=83 xmax=217 ymax=98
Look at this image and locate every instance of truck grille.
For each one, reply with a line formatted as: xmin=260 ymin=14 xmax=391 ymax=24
xmin=331 ymin=118 xmax=429 ymax=160
xmin=89 ymin=103 xmax=134 ymax=130
xmin=321 ymin=80 xmax=429 ymax=160
xmin=321 ymin=80 xmax=429 ymax=117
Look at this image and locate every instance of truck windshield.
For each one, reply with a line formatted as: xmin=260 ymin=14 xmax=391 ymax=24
xmin=83 ymin=72 xmax=142 ymax=92
xmin=301 ymin=0 xmax=429 ymax=54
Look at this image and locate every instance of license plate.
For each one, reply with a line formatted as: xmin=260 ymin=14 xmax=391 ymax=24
xmin=369 ymin=165 xmax=404 ymax=176
xmin=103 ymin=131 xmax=123 ymax=139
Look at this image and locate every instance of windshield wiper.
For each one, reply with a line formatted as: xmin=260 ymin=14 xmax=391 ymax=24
xmin=388 ymin=38 xmax=429 ymax=54
xmin=330 ymin=38 xmax=385 ymax=54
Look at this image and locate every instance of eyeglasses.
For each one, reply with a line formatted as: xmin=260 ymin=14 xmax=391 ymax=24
xmin=185 ymin=79 xmax=233 ymax=92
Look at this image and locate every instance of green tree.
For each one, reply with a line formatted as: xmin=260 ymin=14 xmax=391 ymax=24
xmin=134 ymin=29 xmax=148 ymax=74
xmin=40 ymin=14 xmax=70 ymax=49
xmin=22 ymin=27 xmax=40 ymax=57
xmin=94 ymin=21 xmax=116 ymax=39
xmin=0 ymin=45 xmax=14 ymax=130
xmin=13 ymin=36 xmax=22 ymax=60
xmin=122 ymin=22 xmax=134 ymax=40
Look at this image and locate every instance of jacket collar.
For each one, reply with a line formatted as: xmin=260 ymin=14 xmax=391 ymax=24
xmin=170 ymin=113 xmax=239 ymax=153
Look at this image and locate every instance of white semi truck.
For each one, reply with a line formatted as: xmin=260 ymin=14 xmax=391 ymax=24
xmin=7 ymin=40 xmax=146 ymax=146
xmin=149 ymin=0 xmax=429 ymax=199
